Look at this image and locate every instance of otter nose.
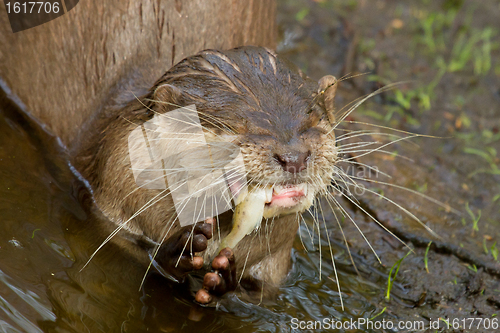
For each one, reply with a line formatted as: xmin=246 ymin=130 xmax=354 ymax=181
xmin=274 ymin=151 xmax=310 ymax=174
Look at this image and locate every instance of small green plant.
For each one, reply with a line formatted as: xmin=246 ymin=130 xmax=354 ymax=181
xmin=482 ymin=130 xmax=500 ymax=145
xmin=31 ymin=229 xmax=40 ymax=238
xmin=448 ymin=27 xmax=496 ymax=74
xmin=416 ymin=183 xmax=428 ymax=193
xmin=491 ymin=242 xmax=498 ymax=261
xmin=466 ymin=264 xmax=478 ymax=273
xmin=385 ymin=250 xmax=412 ymax=301
xmin=483 ymin=238 xmax=489 ymax=254
xmin=295 ymin=8 xmax=309 ymax=22
xmin=473 ymin=28 xmax=494 ymax=75
xmin=463 ymin=202 xmax=481 ymax=232
xmin=418 ymin=10 xmax=457 ymax=54
xmin=464 ymin=146 xmax=500 ymax=177
xmin=370 ymin=307 xmax=386 ymax=321
xmin=439 ymin=318 xmax=450 ymax=327
xmin=424 ymin=241 xmax=432 ymax=273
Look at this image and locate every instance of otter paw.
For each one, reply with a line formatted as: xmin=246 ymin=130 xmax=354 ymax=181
xmin=195 ymin=247 xmax=237 ymax=304
xmin=154 ymin=222 xmax=213 ymax=281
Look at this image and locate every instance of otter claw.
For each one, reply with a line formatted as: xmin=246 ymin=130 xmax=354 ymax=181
xmin=196 ymin=247 xmax=237 ymax=304
xmin=154 ymin=222 xmax=213 ymax=280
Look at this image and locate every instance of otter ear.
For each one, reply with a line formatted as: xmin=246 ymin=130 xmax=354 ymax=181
xmin=153 ymin=84 xmax=183 ymax=111
xmin=318 ymin=75 xmax=338 ymax=124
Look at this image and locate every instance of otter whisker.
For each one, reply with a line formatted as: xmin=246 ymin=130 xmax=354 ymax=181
xmin=344 ymin=120 xmax=445 ymax=139
xmin=296 ymin=213 xmax=308 ymax=252
xmin=345 ymin=174 xmax=460 ymax=215
xmin=325 ymin=190 xmax=382 ymax=264
xmin=335 ymin=132 xmax=408 ymax=145
xmin=119 ymin=109 xmax=219 ymax=139
xmin=264 ymin=217 xmax=271 ymax=256
xmin=309 ymin=203 xmax=323 ymax=278
xmin=140 ymin=213 xmax=178 ymax=290
xmin=338 ymin=160 xmax=391 ymax=179
xmin=332 ymin=167 xmax=369 ymax=205
xmin=340 ymin=134 xmax=419 ymax=160
xmin=322 ymin=193 xmax=360 ymax=276
xmin=300 ymin=214 xmax=315 ymax=249
xmin=330 ymin=82 xmax=409 ymax=134
xmin=146 ymin=97 xmax=238 ymax=134
xmin=337 ymin=141 xmax=380 ymax=150
xmin=317 ymin=197 xmax=345 ymax=311
xmin=336 ymin=71 xmax=371 ymax=83
xmin=129 ymin=163 xmax=240 ymax=174
xmin=131 ymin=95 xmax=226 ymax=138
xmin=136 ymin=92 xmax=235 ymax=135
xmin=334 ymin=128 xmax=374 ymax=137
xmin=352 ymin=182 xmax=440 ymax=239
xmin=238 ymin=232 xmax=259 ymax=284
xmin=338 ymin=150 xmax=414 ymax=163
xmin=330 ymin=180 xmax=414 ymax=254
xmin=311 ymin=200 xmax=322 ymax=268
xmin=82 ymin=188 xmax=171 ymax=271
xmin=332 ymin=166 xmax=356 ymax=199
xmin=217 ymin=166 xmax=252 ymax=206
xmin=316 ymin=203 xmax=323 ymax=280
xmin=176 ymin=222 xmax=199 ymax=268
xmin=122 ymin=171 xmax=177 ymax=200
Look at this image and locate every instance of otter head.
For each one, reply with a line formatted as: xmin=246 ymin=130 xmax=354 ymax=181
xmin=146 ymin=46 xmax=339 ymax=221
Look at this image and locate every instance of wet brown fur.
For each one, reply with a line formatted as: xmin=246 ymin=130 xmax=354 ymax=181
xmin=74 ymin=46 xmax=338 ymax=292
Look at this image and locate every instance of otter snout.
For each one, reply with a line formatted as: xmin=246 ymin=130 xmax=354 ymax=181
xmin=274 ymin=151 xmax=311 ymax=174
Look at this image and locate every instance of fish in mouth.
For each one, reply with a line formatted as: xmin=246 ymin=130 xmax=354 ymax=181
xmin=219 ymin=183 xmax=313 ymax=251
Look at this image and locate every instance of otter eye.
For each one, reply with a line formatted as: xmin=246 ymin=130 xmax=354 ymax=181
xmin=306 ymin=105 xmax=327 ymax=122
xmin=307 ymin=105 xmax=321 ymax=115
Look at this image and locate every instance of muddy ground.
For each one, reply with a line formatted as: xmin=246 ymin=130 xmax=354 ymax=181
xmin=278 ymin=0 xmax=500 ymax=331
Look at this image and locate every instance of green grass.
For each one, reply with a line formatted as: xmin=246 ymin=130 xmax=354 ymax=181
xmin=462 ymin=202 xmax=481 ymax=232
xmin=491 ymin=242 xmax=498 ymax=261
xmin=483 ymin=238 xmax=489 ymax=254
xmin=31 ymin=229 xmax=40 ymax=238
xmin=370 ymin=307 xmax=386 ymax=321
xmin=381 ymin=7 xmax=498 ymax=122
xmin=385 ymin=250 xmax=412 ymax=301
xmin=295 ymin=8 xmax=309 ymax=22
xmin=466 ymin=264 xmax=478 ymax=273
xmin=464 ymin=147 xmax=500 ymax=177
xmin=424 ymin=241 xmax=432 ymax=273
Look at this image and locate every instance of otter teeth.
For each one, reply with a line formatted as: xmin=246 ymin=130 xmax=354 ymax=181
xmin=297 ymin=183 xmax=308 ymax=196
xmin=264 ymin=187 xmax=273 ymax=203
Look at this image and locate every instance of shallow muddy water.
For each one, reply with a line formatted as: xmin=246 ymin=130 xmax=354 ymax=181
xmin=1 ymin=0 xmax=500 ymax=332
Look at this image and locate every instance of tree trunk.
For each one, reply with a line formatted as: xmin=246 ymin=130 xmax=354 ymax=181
xmin=0 ymin=0 xmax=276 ymax=145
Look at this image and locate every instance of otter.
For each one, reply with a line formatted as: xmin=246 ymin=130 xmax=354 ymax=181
xmin=74 ymin=46 xmax=339 ymax=303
